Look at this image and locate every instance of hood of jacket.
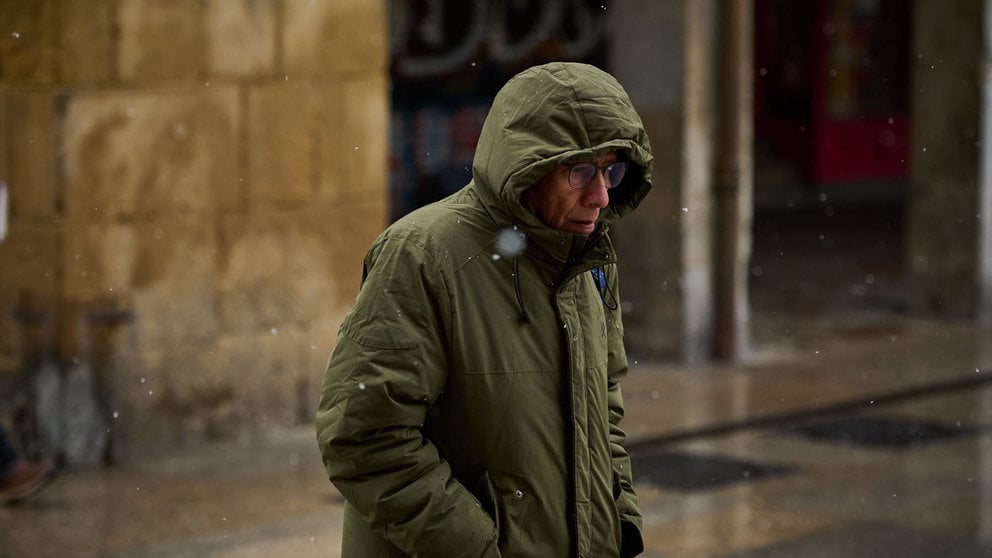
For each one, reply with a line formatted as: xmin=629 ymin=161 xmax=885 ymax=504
xmin=471 ymin=62 xmax=653 ymax=256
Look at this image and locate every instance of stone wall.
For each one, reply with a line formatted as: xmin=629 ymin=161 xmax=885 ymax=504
xmin=0 ymin=0 xmax=388 ymax=462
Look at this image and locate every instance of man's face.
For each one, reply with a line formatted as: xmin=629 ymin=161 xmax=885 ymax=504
xmin=520 ymin=151 xmax=616 ymax=236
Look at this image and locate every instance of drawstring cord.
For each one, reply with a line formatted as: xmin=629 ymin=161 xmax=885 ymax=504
xmin=590 ymin=266 xmax=619 ymax=310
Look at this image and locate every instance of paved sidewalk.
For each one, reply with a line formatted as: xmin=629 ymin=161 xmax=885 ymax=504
xmin=3 ymin=309 xmax=990 ymax=557
xmin=622 ymin=313 xmax=992 ymax=447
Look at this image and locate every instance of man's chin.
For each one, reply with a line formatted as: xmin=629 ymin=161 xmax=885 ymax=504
xmin=563 ymin=221 xmax=596 ymax=236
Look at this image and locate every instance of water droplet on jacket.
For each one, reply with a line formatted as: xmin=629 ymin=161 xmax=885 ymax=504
xmin=495 ymin=228 xmax=527 ymax=257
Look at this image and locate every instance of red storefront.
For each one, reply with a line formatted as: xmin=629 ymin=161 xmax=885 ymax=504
xmin=755 ymin=0 xmax=910 ymax=185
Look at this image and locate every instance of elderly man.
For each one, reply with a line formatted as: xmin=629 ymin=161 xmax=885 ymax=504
xmin=316 ymin=62 xmax=652 ymax=557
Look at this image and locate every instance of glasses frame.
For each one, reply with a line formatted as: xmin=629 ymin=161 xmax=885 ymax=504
xmin=561 ymin=161 xmax=628 ymax=190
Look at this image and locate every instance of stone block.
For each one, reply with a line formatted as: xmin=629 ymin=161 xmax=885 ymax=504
xmin=303 ymin=197 xmax=386 ymax=305
xmin=213 ymin=329 xmax=304 ymax=429
xmin=113 ymin=325 xmax=305 ymax=453
xmin=62 ymin=86 xmax=240 ymax=221
xmin=247 ymin=83 xmax=316 ymax=204
xmin=204 ymin=0 xmax=276 ymax=79
xmin=303 ymin=316 xmax=338 ymax=374
xmin=0 ymin=0 xmax=58 ymax=83
xmin=283 ymin=0 xmax=387 ymax=79
xmin=0 ymin=224 xmax=59 ymax=298
xmin=103 ymin=216 xmax=219 ymax=350
xmin=55 ymin=215 xmax=218 ymax=375
xmin=317 ymin=76 xmax=389 ymax=202
xmin=302 ymin=313 xmax=344 ymax=414
xmin=4 ymin=90 xmax=59 ymax=219
xmin=105 ymin=340 xmax=217 ymax=453
xmin=0 ymin=224 xmax=59 ymax=373
xmin=117 ymin=0 xmax=204 ymax=83
xmin=58 ymin=0 xmax=114 ymax=83
xmin=217 ymin=209 xmax=339 ymax=334
xmin=59 ymin=222 xmax=137 ymax=303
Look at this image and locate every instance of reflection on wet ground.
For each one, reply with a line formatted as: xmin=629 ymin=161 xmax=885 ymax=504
xmin=631 ymin=382 xmax=992 ymax=557
xmin=623 ymin=202 xmax=992 ymax=557
xmin=4 ymin=202 xmax=992 ymax=557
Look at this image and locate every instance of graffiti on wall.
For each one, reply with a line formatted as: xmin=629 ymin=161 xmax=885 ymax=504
xmin=389 ymin=0 xmax=610 ymax=220
xmin=390 ymin=0 xmax=609 ymax=78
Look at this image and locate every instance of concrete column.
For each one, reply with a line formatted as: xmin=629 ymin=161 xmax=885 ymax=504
xmin=714 ymin=0 xmax=754 ymax=360
xmin=609 ymin=0 xmax=698 ymax=361
xmin=906 ymin=1 xmax=985 ymax=319
xmin=610 ymin=0 xmax=752 ymax=363
xmin=681 ymin=0 xmax=719 ymax=364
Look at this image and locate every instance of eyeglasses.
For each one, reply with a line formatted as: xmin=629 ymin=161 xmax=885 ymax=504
xmin=562 ymin=161 xmax=628 ymax=190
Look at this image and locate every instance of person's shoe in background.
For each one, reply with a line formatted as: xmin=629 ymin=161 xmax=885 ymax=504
xmin=0 ymin=459 xmax=56 ymax=505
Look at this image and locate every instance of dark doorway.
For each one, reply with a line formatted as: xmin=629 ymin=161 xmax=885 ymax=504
xmin=751 ymin=0 xmax=912 ymax=347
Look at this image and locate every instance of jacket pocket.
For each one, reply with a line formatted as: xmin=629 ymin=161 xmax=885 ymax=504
xmin=611 ymin=472 xmax=625 ymax=550
xmin=476 ymin=471 xmax=535 ymax=557
xmin=477 ymin=471 xmax=500 ymax=534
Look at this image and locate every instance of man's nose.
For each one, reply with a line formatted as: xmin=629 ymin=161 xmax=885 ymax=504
xmin=583 ymin=171 xmax=610 ymax=208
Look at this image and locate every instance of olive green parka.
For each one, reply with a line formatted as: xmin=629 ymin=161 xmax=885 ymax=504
xmin=316 ymin=62 xmax=653 ymax=558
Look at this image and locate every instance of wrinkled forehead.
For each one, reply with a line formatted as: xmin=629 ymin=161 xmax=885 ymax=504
xmin=563 ymin=149 xmax=620 ymax=165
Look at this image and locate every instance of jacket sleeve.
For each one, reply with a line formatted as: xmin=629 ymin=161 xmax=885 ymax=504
xmin=315 ymin=238 xmax=500 ymax=557
xmin=606 ymin=266 xmax=645 ymax=558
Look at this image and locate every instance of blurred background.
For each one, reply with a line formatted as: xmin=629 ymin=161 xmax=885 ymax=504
xmin=1 ymin=0 xmax=991 ymax=556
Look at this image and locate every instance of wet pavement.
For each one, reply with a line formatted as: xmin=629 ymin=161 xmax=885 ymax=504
xmin=4 ymin=203 xmax=992 ymax=557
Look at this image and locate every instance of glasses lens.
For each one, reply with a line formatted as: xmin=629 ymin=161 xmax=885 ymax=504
xmin=606 ymin=162 xmax=627 ymax=188
xmin=568 ymin=163 xmax=597 ymax=189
